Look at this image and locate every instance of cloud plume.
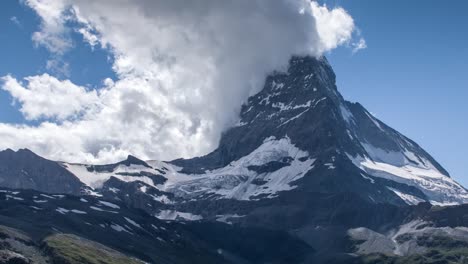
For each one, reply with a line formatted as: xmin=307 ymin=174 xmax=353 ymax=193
xmin=0 ymin=0 xmax=363 ymax=163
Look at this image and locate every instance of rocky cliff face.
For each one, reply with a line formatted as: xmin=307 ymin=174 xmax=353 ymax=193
xmin=168 ymin=56 xmax=467 ymax=206
xmin=0 ymin=149 xmax=85 ymax=195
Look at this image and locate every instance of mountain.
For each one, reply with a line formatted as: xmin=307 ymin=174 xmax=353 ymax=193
xmin=0 ymin=188 xmax=313 ymax=263
xmin=0 ymin=149 xmax=86 ymax=195
xmin=0 ymin=56 xmax=467 ymax=263
xmin=169 ymin=56 xmax=467 ymax=206
xmin=53 ymin=56 xmax=467 ymax=213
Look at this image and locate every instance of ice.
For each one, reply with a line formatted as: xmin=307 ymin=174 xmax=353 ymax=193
xmin=340 ymin=104 xmax=355 ymax=124
xmin=324 ymin=163 xmax=336 ymax=170
xmin=90 ymin=206 xmax=117 ymax=213
xmin=90 ymin=206 xmax=104 ymax=211
xmin=278 ymin=108 xmax=310 ymax=127
xmin=387 ymin=188 xmax=425 ymax=205
xmin=56 ymin=207 xmax=69 ymax=214
xmin=364 ymin=110 xmax=385 ymax=131
xmin=165 ymin=136 xmax=315 ymax=201
xmin=150 ymin=194 xmax=172 ymax=204
xmin=156 ymin=210 xmax=203 ymax=221
xmin=360 ymin=173 xmax=375 ymax=184
xmin=98 ymin=201 xmax=120 ymax=209
xmin=5 ymin=195 xmax=24 ymax=201
xmin=64 ymin=163 xmax=161 ymax=189
xmin=110 ymin=224 xmax=129 ymax=233
xmin=272 ymin=100 xmax=312 ymax=111
xmin=124 ymin=217 xmax=142 ymax=228
xmin=215 ymin=214 xmax=245 ymax=225
xmin=108 ymin=187 xmax=119 ymax=193
xmin=347 ymin=147 xmax=468 ymax=205
xmin=71 ymin=209 xmax=87 ymax=214
xmin=40 ymin=194 xmax=55 ymax=199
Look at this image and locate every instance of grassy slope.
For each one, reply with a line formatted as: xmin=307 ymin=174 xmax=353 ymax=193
xmin=44 ymin=234 xmax=144 ymax=264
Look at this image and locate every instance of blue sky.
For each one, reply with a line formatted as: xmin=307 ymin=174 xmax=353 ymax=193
xmin=0 ymin=1 xmax=467 ymax=186
xmin=325 ymin=0 xmax=468 ymax=186
xmin=0 ymin=1 xmax=114 ymax=124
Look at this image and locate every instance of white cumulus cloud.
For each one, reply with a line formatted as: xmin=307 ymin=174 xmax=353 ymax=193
xmin=1 ymin=74 xmax=99 ymax=121
xmin=0 ymin=0 xmax=365 ymax=163
xmin=310 ymin=2 xmax=356 ymax=53
xmin=25 ymin=0 xmax=73 ymax=54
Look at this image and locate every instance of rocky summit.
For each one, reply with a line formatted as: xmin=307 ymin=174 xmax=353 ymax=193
xmin=0 ymin=56 xmax=468 ymax=263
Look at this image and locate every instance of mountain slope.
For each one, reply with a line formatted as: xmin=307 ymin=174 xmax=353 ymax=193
xmin=1 ymin=57 xmax=463 ymax=206
xmin=167 ymin=56 xmax=468 ymax=206
xmin=0 ymin=149 xmax=85 ymax=195
xmin=35 ymin=56 xmax=465 ymax=224
xmin=0 ymin=188 xmax=313 ymax=264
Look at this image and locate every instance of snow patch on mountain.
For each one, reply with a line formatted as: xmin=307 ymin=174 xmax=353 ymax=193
xmin=272 ymin=100 xmax=312 ymax=111
xmin=63 ymin=137 xmax=315 ymax=201
xmin=387 ymin=187 xmax=425 ymax=205
xmin=347 ymin=143 xmax=468 ymax=205
xmin=216 ymin=214 xmax=245 ymax=225
xmin=124 ymin=217 xmax=142 ymax=228
xmin=150 ymin=194 xmax=173 ymax=204
xmin=340 ymin=104 xmax=355 ymax=124
xmin=63 ymin=163 xmax=162 ymax=189
xmin=156 ymin=210 xmax=203 ymax=221
xmin=98 ymin=201 xmax=120 ymax=209
xmin=110 ymin=223 xmax=131 ymax=233
xmin=165 ymin=136 xmax=315 ymax=200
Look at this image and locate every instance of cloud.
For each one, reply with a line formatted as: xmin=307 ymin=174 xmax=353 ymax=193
xmin=10 ymin=16 xmax=22 ymax=28
xmin=310 ymin=2 xmax=356 ymax=53
xmin=45 ymin=58 xmax=71 ymax=78
xmin=0 ymin=0 xmax=364 ymax=163
xmin=352 ymin=38 xmax=367 ymax=53
xmin=1 ymin=74 xmax=99 ymax=121
xmin=25 ymin=0 xmax=73 ymax=54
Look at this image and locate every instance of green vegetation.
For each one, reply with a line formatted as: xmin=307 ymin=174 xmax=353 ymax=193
xmin=0 ymin=225 xmax=32 ymax=243
xmin=44 ymin=234 xmax=143 ymax=264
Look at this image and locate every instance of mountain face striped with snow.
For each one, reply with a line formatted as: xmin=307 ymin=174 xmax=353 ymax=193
xmin=166 ymin=56 xmax=468 ymax=206
xmin=4 ymin=55 xmax=457 ymax=229
xmin=0 ymin=56 xmax=467 ymax=263
xmin=0 ymin=56 xmax=461 ymax=208
xmin=60 ymin=56 xmax=465 ymax=205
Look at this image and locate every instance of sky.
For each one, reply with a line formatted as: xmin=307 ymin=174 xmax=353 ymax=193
xmin=0 ymin=1 xmax=466 ymax=186
xmin=324 ymin=0 xmax=468 ymax=186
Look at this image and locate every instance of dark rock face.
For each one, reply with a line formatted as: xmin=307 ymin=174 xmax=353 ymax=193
xmin=114 ymin=171 xmax=167 ymax=185
xmin=171 ymin=56 xmax=454 ymax=204
xmin=172 ymin=57 xmax=342 ymax=172
xmin=0 ymin=149 xmax=85 ymax=195
xmin=247 ymin=157 xmax=293 ymax=174
xmin=100 ymin=177 xmax=174 ymax=214
xmin=86 ymin=155 xmax=152 ymax=173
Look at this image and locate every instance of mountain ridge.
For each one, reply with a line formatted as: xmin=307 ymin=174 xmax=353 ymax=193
xmin=0 ymin=56 xmax=465 ymax=205
xmin=0 ymin=55 xmax=467 ymax=263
